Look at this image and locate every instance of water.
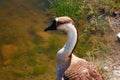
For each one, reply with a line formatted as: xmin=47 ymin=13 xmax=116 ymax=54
xmin=0 ymin=0 xmax=57 ymax=80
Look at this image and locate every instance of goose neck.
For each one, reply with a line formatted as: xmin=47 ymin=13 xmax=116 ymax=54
xmin=57 ymin=24 xmax=77 ymax=58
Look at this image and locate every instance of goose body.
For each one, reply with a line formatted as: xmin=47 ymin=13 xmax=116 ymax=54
xmin=45 ymin=16 xmax=103 ymax=80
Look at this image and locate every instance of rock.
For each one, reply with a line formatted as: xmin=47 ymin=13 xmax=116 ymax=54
xmin=1 ymin=45 xmax=18 ymax=60
xmin=117 ymin=33 xmax=120 ymax=42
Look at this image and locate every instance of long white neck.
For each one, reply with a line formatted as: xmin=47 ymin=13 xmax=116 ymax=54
xmin=56 ymin=23 xmax=77 ymax=80
xmin=63 ymin=26 xmax=77 ymax=57
xmin=57 ymin=23 xmax=77 ymax=59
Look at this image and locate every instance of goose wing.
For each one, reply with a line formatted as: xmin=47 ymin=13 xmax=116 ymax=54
xmin=63 ymin=56 xmax=103 ymax=80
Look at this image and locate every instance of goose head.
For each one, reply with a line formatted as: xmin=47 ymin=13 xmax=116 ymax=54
xmin=44 ymin=16 xmax=76 ymax=32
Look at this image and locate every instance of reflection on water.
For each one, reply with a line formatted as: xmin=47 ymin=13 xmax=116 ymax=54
xmin=0 ymin=0 xmax=56 ymax=80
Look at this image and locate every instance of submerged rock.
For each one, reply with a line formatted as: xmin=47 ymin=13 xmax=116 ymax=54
xmin=1 ymin=45 xmax=18 ymax=60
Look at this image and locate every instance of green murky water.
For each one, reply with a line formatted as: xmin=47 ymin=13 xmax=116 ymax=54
xmin=0 ymin=0 xmax=57 ymax=80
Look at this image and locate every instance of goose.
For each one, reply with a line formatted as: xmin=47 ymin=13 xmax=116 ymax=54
xmin=44 ymin=16 xmax=103 ymax=80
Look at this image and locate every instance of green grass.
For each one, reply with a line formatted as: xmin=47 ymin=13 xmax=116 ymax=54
xmin=48 ymin=0 xmax=80 ymax=24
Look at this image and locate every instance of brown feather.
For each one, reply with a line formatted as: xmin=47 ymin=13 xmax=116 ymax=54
xmin=56 ymin=16 xmax=76 ymax=28
xmin=63 ymin=55 xmax=103 ymax=80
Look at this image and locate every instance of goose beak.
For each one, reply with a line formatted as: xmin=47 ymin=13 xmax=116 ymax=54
xmin=44 ymin=20 xmax=57 ymax=32
xmin=44 ymin=27 xmax=50 ymax=31
xmin=44 ymin=25 xmax=56 ymax=31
